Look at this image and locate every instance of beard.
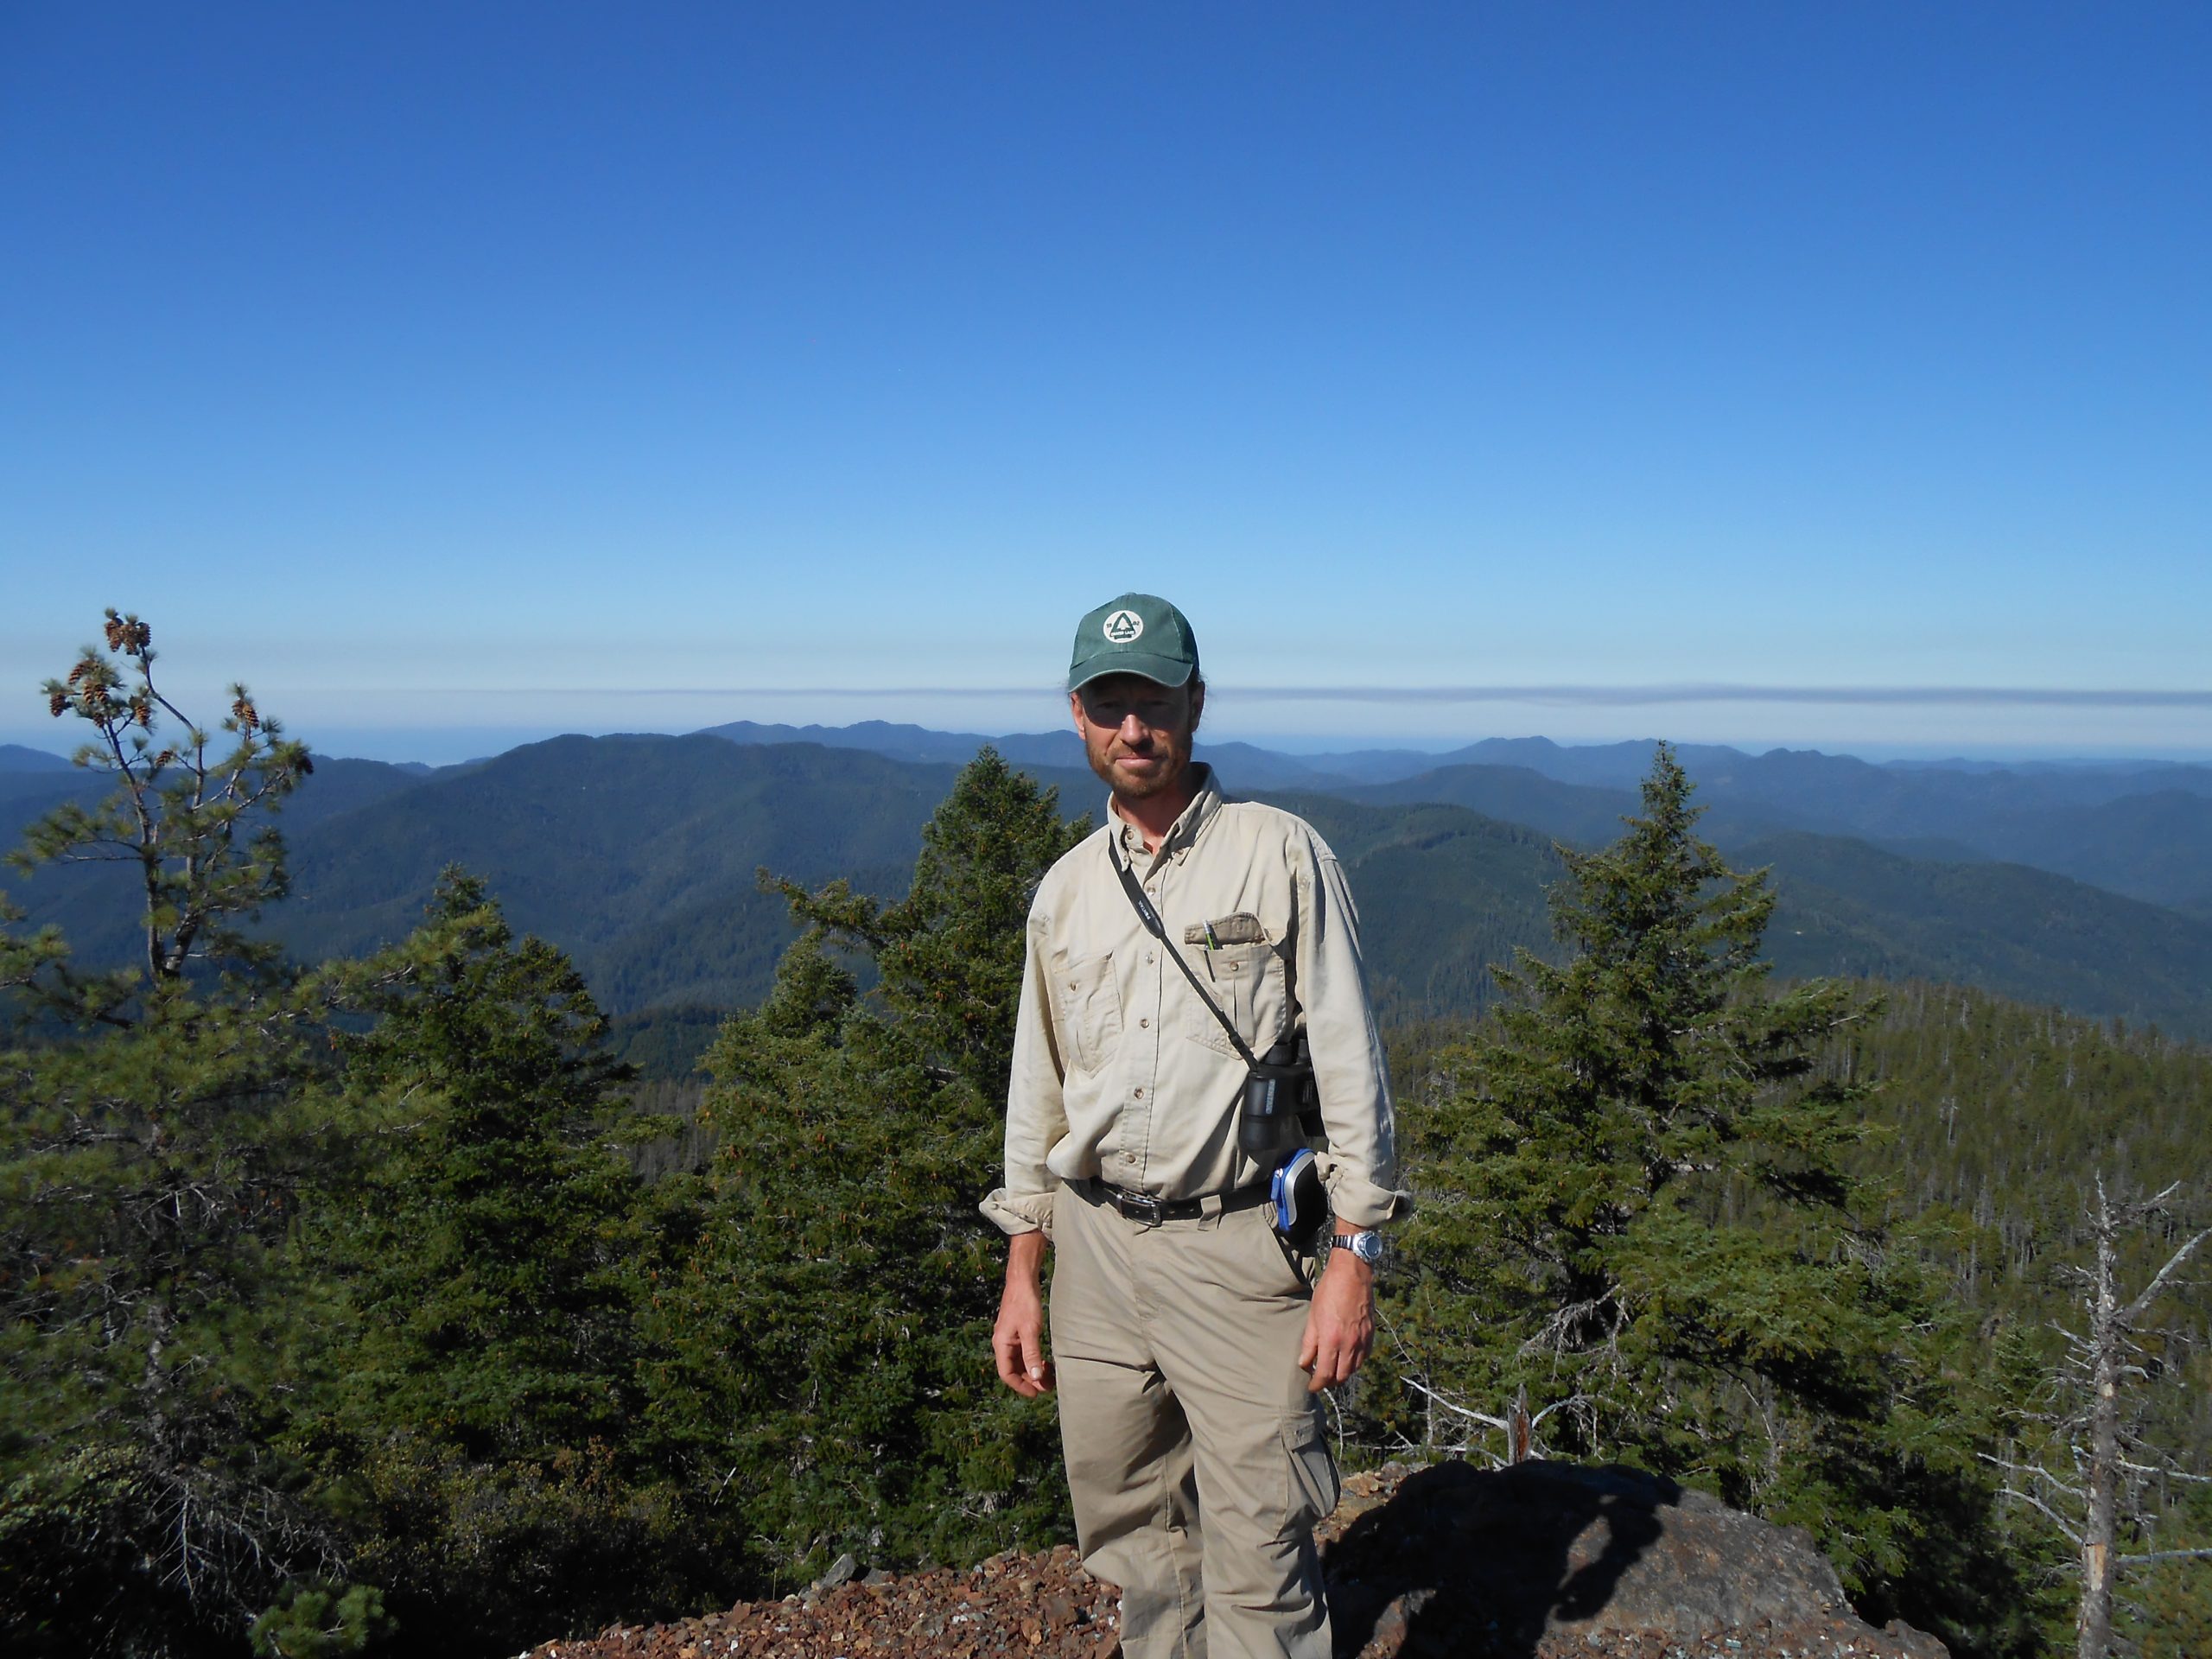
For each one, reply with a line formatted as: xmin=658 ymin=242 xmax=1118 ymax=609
xmin=1084 ymin=733 xmax=1193 ymax=800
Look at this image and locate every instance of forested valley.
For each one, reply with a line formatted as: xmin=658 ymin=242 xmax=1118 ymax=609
xmin=4 ymin=620 xmax=2208 ymax=1659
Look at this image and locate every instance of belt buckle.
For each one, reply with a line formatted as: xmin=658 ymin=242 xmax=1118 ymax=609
xmin=1115 ymin=1190 xmax=1166 ymax=1225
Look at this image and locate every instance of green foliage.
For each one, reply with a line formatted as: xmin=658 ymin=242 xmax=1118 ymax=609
xmin=640 ymin=748 xmax=1089 ymax=1584
xmin=314 ymin=871 xmax=645 ymax=1453
xmin=1 ymin=617 xmax=340 ymax=1656
xmin=291 ymin=870 xmax=712 ymax=1656
xmin=11 ymin=608 xmax=311 ymax=1004
xmin=1827 ymin=984 xmax=2212 ymax=1649
xmin=604 ymin=1003 xmax=733 ymax=1080
xmin=249 ymin=1580 xmax=394 ymax=1658
xmin=2126 ymin=1482 xmax=2212 ymax=1658
xmin=1384 ymin=747 xmax=2040 ymax=1657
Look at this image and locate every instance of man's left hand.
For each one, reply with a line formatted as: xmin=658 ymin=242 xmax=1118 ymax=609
xmin=1297 ymin=1239 xmax=1376 ymax=1393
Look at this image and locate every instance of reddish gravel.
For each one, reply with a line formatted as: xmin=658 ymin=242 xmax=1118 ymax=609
xmin=521 ymin=1546 xmax=1119 ymax=1659
xmin=520 ymin=1466 xmax=1948 ymax=1659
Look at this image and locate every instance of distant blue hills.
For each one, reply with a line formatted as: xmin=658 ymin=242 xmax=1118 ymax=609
xmin=693 ymin=722 xmax=2212 ymax=910
xmin=5 ymin=723 xmax=2210 ymax=1039
xmin=0 ymin=744 xmax=72 ymax=772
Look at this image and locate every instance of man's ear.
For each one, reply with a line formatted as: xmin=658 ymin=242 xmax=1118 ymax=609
xmin=1068 ymin=689 xmax=1087 ymax=733
xmin=1187 ymin=677 xmax=1205 ymax=736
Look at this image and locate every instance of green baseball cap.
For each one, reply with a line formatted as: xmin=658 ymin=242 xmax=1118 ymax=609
xmin=1067 ymin=593 xmax=1200 ymax=691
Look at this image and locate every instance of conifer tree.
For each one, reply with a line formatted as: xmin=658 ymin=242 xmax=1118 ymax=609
xmin=641 ymin=748 xmax=1088 ymax=1583
xmin=1390 ymin=745 xmax=2028 ymax=1652
xmin=1 ymin=613 xmax=338 ymax=1656
xmin=294 ymin=871 xmax=697 ymax=1656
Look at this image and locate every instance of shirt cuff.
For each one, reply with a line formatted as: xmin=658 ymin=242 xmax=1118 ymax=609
xmin=979 ymin=1185 xmax=1058 ymax=1237
xmin=1322 ymin=1165 xmax=1413 ymax=1230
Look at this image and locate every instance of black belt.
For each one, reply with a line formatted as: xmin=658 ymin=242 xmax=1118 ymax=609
xmin=1078 ymin=1177 xmax=1270 ymax=1225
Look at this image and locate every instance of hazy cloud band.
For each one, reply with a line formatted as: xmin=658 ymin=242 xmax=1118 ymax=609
xmin=406 ymin=684 xmax=2212 ymax=709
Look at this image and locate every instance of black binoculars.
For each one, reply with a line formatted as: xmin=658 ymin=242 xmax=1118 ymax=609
xmin=1238 ymin=1034 xmax=1321 ymax=1159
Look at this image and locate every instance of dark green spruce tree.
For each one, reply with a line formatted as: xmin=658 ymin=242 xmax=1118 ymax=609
xmin=0 ymin=613 xmax=354 ymax=1657
xmin=293 ymin=871 xmax=701 ymax=1658
xmin=640 ymin=747 xmax=1089 ymax=1585
xmin=1388 ymin=745 xmax=2037 ymax=1658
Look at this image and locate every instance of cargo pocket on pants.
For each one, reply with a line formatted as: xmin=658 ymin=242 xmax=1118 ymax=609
xmin=1281 ymin=1413 xmax=1340 ymax=1531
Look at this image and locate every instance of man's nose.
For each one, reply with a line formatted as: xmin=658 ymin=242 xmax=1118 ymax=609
xmin=1118 ymin=712 xmax=1150 ymax=743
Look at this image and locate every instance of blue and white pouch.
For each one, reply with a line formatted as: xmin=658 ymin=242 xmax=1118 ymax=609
xmin=1269 ymin=1147 xmax=1328 ymax=1256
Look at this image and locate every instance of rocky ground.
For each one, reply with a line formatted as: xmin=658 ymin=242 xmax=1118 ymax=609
xmin=520 ymin=1462 xmax=1951 ymax=1659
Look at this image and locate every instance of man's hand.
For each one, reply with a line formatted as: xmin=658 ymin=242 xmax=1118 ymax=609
xmin=1297 ymin=1235 xmax=1376 ymax=1393
xmin=992 ymin=1230 xmax=1054 ymax=1398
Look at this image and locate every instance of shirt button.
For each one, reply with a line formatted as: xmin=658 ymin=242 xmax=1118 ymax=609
xmin=1139 ymin=1016 xmax=1149 ymax=1028
xmin=1144 ymin=950 xmax=1154 ymax=964
xmin=1133 ymin=1087 xmax=1144 ymax=1099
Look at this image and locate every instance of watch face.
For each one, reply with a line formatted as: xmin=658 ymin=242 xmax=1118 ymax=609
xmin=1341 ymin=1231 xmax=1382 ymax=1263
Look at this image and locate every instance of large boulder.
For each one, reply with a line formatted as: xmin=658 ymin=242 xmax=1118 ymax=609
xmin=1320 ymin=1460 xmax=1948 ymax=1657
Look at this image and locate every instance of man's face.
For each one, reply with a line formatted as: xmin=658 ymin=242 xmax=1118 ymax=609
xmin=1070 ymin=673 xmax=1204 ymax=802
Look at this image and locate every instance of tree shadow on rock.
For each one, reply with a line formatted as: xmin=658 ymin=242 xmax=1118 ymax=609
xmin=1322 ymin=1461 xmax=1676 ymax=1659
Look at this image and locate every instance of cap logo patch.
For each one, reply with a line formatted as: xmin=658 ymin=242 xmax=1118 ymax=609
xmin=1103 ymin=608 xmax=1144 ymax=644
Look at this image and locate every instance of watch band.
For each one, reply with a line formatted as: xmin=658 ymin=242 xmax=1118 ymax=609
xmin=1332 ymin=1229 xmax=1384 ymax=1266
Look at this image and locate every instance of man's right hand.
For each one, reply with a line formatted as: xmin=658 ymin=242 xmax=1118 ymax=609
xmin=992 ymin=1230 xmax=1053 ymax=1398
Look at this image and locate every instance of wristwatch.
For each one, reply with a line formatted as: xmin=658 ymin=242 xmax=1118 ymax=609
xmin=1332 ymin=1229 xmax=1384 ymax=1268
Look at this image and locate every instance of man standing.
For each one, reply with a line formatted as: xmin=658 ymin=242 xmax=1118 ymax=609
xmin=983 ymin=593 xmax=1406 ymax=1659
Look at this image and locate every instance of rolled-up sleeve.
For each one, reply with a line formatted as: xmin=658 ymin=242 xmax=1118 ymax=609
xmin=979 ymin=908 xmax=1067 ymax=1236
xmin=1294 ymin=836 xmax=1412 ymax=1229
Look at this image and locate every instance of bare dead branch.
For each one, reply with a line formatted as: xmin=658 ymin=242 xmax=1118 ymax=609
xmin=2121 ymin=1227 xmax=2211 ymax=1326
xmin=1993 ymin=1483 xmax=2084 ymax=1547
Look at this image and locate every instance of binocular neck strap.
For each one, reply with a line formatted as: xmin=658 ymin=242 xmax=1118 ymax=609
xmin=1109 ymin=842 xmax=1261 ymax=1070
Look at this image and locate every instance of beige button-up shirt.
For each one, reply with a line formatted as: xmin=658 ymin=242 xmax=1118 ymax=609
xmin=981 ymin=766 xmax=1408 ymax=1236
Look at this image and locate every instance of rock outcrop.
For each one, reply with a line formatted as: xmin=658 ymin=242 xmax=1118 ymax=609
xmin=520 ymin=1459 xmax=1949 ymax=1659
xmin=1324 ymin=1460 xmax=1948 ymax=1657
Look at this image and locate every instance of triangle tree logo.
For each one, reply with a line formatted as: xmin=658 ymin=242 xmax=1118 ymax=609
xmin=1103 ymin=609 xmax=1144 ymax=644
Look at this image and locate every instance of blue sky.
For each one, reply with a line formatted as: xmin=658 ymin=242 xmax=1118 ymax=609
xmin=3 ymin=3 xmax=2207 ymax=764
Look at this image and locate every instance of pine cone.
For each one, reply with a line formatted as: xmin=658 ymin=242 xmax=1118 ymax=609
xmin=48 ymin=690 xmax=68 ymax=717
xmin=104 ymin=613 xmax=126 ymax=650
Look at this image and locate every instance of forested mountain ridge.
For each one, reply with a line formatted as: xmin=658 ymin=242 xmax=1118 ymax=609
xmin=10 ymin=721 xmax=2207 ymax=904
xmin=690 ymin=718 xmax=1351 ymax=789
xmin=1741 ymin=831 xmax=2212 ymax=1039
xmin=1348 ymin=752 xmax=2212 ymax=908
xmin=280 ymin=736 xmax=1000 ymax=1014
xmin=696 ymin=725 xmax=2212 ymax=907
xmin=10 ymin=732 xmax=2212 ymax=1039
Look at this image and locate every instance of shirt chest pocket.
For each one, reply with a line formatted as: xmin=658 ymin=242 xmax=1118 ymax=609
xmin=1178 ymin=935 xmax=1290 ymax=1059
xmin=1052 ymin=950 xmax=1123 ymax=1076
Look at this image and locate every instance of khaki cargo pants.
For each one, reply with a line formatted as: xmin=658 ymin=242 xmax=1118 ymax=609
xmin=1051 ymin=1182 xmax=1339 ymax=1659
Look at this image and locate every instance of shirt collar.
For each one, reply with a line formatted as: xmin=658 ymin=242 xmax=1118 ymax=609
xmin=1110 ymin=763 xmax=1223 ymax=863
